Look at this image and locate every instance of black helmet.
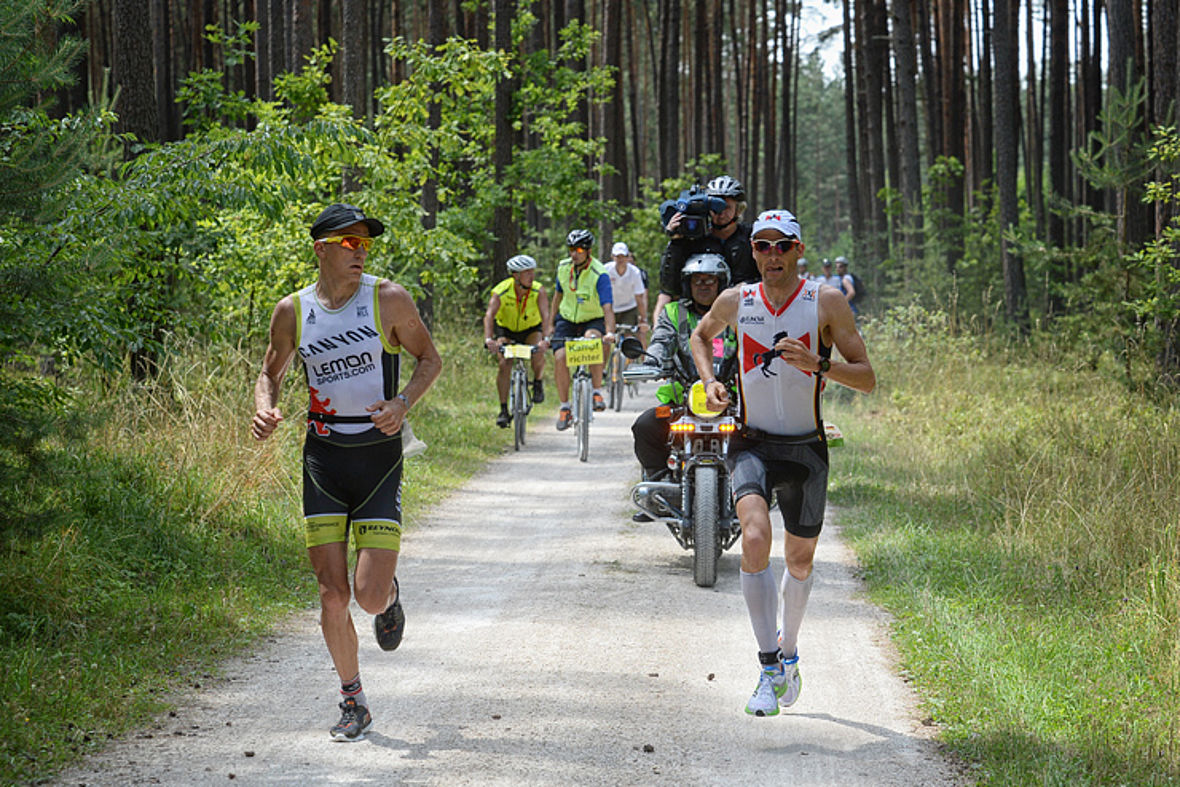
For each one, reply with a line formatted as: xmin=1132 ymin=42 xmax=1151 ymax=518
xmin=681 ymin=253 xmax=730 ymax=295
xmin=706 ymin=175 xmax=745 ymax=202
xmin=566 ymin=228 xmax=595 ymax=249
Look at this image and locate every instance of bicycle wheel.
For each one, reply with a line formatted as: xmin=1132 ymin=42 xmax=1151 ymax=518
xmin=611 ymin=348 xmax=624 ymax=411
xmin=576 ymin=375 xmax=591 ymax=462
xmin=511 ymin=366 xmax=527 ymax=450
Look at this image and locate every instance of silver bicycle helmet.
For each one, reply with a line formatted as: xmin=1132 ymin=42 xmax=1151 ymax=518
xmin=506 ymin=254 xmax=537 ymax=273
xmin=706 ymin=175 xmax=746 ymax=202
xmin=681 ymin=253 xmax=731 ymax=290
xmin=566 ymin=228 xmax=595 ymax=248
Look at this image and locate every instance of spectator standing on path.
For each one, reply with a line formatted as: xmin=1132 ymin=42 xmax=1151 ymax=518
xmin=689 ymin=209 xmax=875 ymax=718
xmin=251 ymin=203 xmax=443 ymax=741
xmin=820 ymin=259 xmax=841 ymax=289
xmin=606 ymin=241 xmax=650 ymax=346
xmin=835 ymin=256 xmax=858 ymax=316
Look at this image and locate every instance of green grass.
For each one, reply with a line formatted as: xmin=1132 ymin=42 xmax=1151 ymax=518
xmin=0 ymin=318 xmax=525 ymax=785
xmin=826 ymin=306 xmax=1180 ymax=785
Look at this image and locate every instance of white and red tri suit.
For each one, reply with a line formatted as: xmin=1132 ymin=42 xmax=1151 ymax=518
xmin=735 ymin=278 xmax=825 ymax=440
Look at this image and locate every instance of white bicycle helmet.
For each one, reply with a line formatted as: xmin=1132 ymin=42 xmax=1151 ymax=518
xmin=706 ymin=175 xmax=746 ymax=202
xmin=506 ymin=254 xmax=537 ymax=273
xmin=681 ymin=253 xmax=731 ymax=290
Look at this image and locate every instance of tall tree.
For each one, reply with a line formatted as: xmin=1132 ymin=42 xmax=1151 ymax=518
xmin=601 ymin=0 xmax=629 ymax=218
xmin=993 ymin=0 xmax=1029 ymax=331
xmin=892 ymin=0 xmax=924 ymax=278
xmin=1047 ymin=0 xmax=1069 ymax=251
xmin=657 ymin=0 xmax=681 ymax=180
xmin=491 ymin=0 xmax=518 ymax=284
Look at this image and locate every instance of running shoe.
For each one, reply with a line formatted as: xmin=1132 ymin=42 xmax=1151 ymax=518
xmin=330 ymin=697 xmax=372 ymax=741
xmin=496 ymin=411 xmax=511 ymax=428
xmin=373 ymin=578 xmax=404 ymax=651
xmin=774 ymin=652 xmax=802 ymax=707
xmin=555 ymin=407 xmax=573 ymax=431
xmin=532 ymin=379 xmax=545 ymax=403
xmin=631 ymin=511 xmax=654 ymax=523
xmin=592 ymin=393 xmax=606 ymax=411
xmin=745 ymin=667 xmax=782 ymax=717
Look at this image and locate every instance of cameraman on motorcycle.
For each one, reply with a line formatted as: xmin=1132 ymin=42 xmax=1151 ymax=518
xmin=653 ymin=175 xmax=758 ymax=317
xmin=630 ymin=253 xmax=736 ymax=521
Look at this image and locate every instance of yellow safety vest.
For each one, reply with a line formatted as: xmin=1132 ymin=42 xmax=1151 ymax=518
xmin=556 ymin=257 xmax=607 ymax=323
xmin=492 ymin=277 xmax=543 ymax=332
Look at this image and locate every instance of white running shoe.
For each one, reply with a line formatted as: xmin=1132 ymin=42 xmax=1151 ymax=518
xmin=745 ymin=668 xmax=782 ymax=717
xmin=774 ymin=652 xmax=802 ymax=707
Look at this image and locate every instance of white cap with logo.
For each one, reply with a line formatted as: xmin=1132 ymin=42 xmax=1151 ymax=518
xmin=611 ymin=241 xmax=630 ymax=257
xmin=751 ymin=209 xmax=802 ymax=240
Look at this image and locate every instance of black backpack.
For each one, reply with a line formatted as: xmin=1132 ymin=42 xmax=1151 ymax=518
xmin=847 ymin=273 xmax=865 ymax=304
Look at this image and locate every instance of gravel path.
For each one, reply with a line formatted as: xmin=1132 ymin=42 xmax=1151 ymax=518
xmin=56 ymin=384 xmax=962 ymax=786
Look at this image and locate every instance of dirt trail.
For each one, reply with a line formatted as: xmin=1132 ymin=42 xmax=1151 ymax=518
xmin=56 ymin=385 xmax=961 ymax=786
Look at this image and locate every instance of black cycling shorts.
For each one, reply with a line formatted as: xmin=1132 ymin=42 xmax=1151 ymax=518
xmin=494 ymin=324 xmax=543 ymax=344
xmin=302 ymin=428 xmax=403 ymax=550
xmin=551 ymin=316 xmax=606 ymax=351
xmin=727 ymin=436 xmax=829 ymax=539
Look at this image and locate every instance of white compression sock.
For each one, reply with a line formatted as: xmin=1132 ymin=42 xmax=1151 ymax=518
xmin=780 ymin=571 xmax=814 ymax=658
xmin=741 ymin=566 xmax=781 ymax=655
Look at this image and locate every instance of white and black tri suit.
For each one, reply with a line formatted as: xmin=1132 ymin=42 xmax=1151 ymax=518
xmin=294 ymin=273 xmax=403 ymax=547
xmin=728 ymin=278 xmax=832 ymax=539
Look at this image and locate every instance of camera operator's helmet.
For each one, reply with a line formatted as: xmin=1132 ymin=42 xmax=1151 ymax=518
xmin=506 ymin=254 xmax=537 ymax=273
xmin=706 ymin=175 xmax=746 ymax=202
xmin=566 ymin=228 xmax=595 ymax=249
xmin=681 ymin=253 xmax=731 ymax=293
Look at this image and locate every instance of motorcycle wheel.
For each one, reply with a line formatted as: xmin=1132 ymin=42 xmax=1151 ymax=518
xmin=692 ymin=465 xmax=720 ymax=587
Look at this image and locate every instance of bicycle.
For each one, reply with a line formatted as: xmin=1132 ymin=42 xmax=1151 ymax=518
xmin=563 ymin=336 xmax=603 ymax=462
xmin=500 ymin=343 xmax=537 ymax=451
xmin=605 ymin=323 xmax=638 ymax=412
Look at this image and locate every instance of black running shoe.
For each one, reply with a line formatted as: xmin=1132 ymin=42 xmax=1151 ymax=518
xmin=330 ymin=697 xmax=372 ymax=741
xmin=374 ymin=578 xmax=404 ymax=651
xmin=632 ymin=511 xmax=654 ymax=522
xmin=532 ymin=379 xmax=545 ymax=403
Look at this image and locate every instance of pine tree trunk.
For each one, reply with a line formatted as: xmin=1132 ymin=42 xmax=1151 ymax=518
xmin=993 ymin=0 xmax=1029 ymax=332
xmin=492 ymin=0 xmax=518 ymax=284
xmin=892 ymin=0 xmax=924 ymax=276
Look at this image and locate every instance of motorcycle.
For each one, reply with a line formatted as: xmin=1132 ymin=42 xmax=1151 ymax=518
xmin=621 ymin=337 xmax=741 ymax=588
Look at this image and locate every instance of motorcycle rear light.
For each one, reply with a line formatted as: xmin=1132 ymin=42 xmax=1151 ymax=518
xmin=719 ymin=422 xmax=736 ymax=433
xmin=670 ymin=422 xmax=696 ymax=433
xmin=655 ymin=405 xmax=673 ymax=418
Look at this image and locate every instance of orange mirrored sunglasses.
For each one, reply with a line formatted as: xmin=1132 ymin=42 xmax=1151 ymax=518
xmin=318 ymin=235 xmax=374 ymax=251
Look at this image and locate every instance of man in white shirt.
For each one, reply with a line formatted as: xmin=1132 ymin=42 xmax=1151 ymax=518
xmin=607 ymin=241 xmax=650 ymax=346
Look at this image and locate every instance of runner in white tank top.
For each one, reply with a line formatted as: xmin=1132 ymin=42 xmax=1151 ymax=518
xmin=689 ymin=209 xmax=876 ymax=718
xmin=250 ymin=203 xmax=442 ymax=741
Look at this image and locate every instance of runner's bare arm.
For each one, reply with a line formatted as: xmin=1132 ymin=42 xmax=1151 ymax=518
xmin=818 ymin=287 xmax=874 ymax=393
xmin=371 ymin=280 xmax=443 ymax=435
xmin=252 ymin=296 xmax=297 ymax=441
xmin=690 ymin=287 xmax=739 ymax=410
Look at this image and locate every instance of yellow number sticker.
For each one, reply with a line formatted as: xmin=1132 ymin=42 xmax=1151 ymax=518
xmin=565 ymin=337 xmax=603 ymax=366
xmin=502 ymin=344 xmax=533 ymax=359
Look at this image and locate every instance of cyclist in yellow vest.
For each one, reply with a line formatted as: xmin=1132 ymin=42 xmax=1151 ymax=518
xmin=547 ymin=228 xmax=616 ymax=430
xmin=483 ymin=254 xmax=551 ymax=427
